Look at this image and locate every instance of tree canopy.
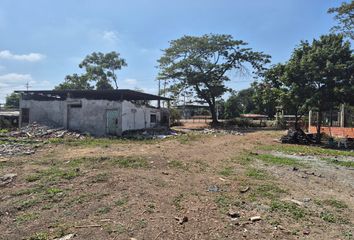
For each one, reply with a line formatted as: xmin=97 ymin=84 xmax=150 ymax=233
xmin=55 ymin=51 xmax=127 ymax=90
xmin=328 ymin=1 xmax=354 ymax=40
xmin=157 ymin=34 xmax=270 ymax=123
xmin=5 ymin=92 xmax=20 ymax=109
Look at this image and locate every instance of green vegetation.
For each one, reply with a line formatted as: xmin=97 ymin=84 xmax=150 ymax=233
xmin=249 ymin=183 xmax=286 ymax=201
xmin=114 ymin=197 xmax=128 ymax=207
xmin=323 ymin=158 xmax=354 ymax=168
xmin=256 ymin=154 xmax=305 ymax=167
xmin=259 ymin=145 xmax=354 ymax=157
xmin=26 ymin=167 xmax=79 ymax=183
xmin=97 ymin=206 xmax=112 ymax=214
xmin=168 ymin=160 xmax=189 ymax=170
xmin=218 ymin=166 xmax=233 ymax=176
xmin=27 ymin=232 xmax=49 ymax=240
xmin=91 ymin=173 xmax=109 ymax=183
xmin=172 ymin=193 xmax=184 ymax=210
xmin=270 ymin=200 xmax=306 ymax=220
xmin=246 ymin=168 xmax=268 ymax=180
xmin=176 ymin=133 xmax=202 ymax=144
xmin=16 ymin=212 xmax=39 ymax=224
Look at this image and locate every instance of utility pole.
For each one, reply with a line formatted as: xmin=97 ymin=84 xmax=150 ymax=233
xmin=25 ymin=81 xmax=31 ymax=91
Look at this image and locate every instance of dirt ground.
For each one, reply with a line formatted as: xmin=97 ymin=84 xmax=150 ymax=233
xmin=1 ymin=129 xmax=354 ymax=240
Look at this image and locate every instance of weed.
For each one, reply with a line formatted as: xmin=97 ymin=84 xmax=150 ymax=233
xmin=106 ymin=224 xmax=126 ymax=234
xmin=16 ymin=212 xmax=39 ymax=224
xmin=259 ymin=145 xmax=354 ymax=157
xmin=97 ymin=206 xmax=112 ymax=214
xmin=91 ymin=173 xmax=109 ymax=183
xmin=111 ymin=156 xmax=148 ymax=168
xmin=27 ymin=232 xmax=48 ymax=240
xmin=173 ymin=193 xmax=184 ymax=210
xmin=249 ymin=183 xmax=286 ymax=201
xmin=271 ymin=200 xmax=306 ymax=220
xmin=246 ymin=168 xmax=268 ymax=180
xmin=176 ymin=134 xmax=201 ymax=144
xmin=26 ymin=167 xmax=79 ymax=183
xmin=256 ymin=154 xmax=305 ymax=167
xmin=323 ymin=199 xmax=348 ymax=209
xmin=17 ymin=199 xmax=39 ymax=210
xmin=136 ymin=219 xmax=147 ymax=229
xmin=168 ymin=160 xmax=188 ymax=170
xmin=219 ymin=166 xmax=233 ymax=176
xmin=320 ymin=211 xmax=337 ymax=223
xmin=114 ymin=198 xmax=128 ymax=206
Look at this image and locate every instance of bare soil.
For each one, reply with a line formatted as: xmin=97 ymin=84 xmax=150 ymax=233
xmin=1 ymin=130 xmax=354 ymax=240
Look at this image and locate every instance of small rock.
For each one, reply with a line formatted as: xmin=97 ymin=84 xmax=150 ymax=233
xmin=54 ymin=234 xmax=75 ymax=240
xmin=303 ymin=198 xmax=311 ymax=202
xmin=290 ymin=199 xmax=304 ymax=206
xmin=250 ymin=216 xmax=261 ymax=222
xmin=228 ymin=210 xmax=240 ymax=218
xmin=175 ymin=216 xmax=188 ymax=225
xmin=240 ymin=186 xmax=250 ymax=193
xmin=207 ymin=185 xmax=220 ymax=192
xmin=303 ymin=229 xmax=310 ymax=235
xmin=0 ymin=173 xmax=17 ymax=186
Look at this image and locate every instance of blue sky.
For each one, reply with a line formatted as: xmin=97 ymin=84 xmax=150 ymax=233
xmin=0 ymin=0 xmax=347 ymax=102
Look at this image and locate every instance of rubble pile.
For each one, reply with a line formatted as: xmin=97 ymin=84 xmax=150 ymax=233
xmin=8 ymin=122 xmax=85 ymax=139
xmin=0 ymin=143 xmax=36 ymax=157
xmin=201 ymin=128 xmax=244 ymax=136
xmin=280 ymin=129 xmax=313 ymax=144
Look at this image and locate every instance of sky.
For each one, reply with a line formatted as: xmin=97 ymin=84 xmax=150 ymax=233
xmin=0 ymin=0 xmax=348 ymax=102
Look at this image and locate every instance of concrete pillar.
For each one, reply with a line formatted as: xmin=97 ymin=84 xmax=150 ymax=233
xmin=340 ymin=104 xmax=345 ymax=128
xmin=308 ymin=110 xmax=312 ymax=128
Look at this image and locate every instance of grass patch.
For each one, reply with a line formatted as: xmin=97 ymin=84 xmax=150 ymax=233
xmin=91 ymin=173 xmax=109 ymax=183
xmin=256 ymin=154 xmax=305 ymax=167
xmin=321 ymin=198 xmax=348 ymax=209
xmin=16 ymin=199 xmax=39 ymax=210
xmin=168 ymin=160 xmax=189 ymax=170
xmin=249 ymin=183 xmax=286 ymax=201
xmin=259 ymin=145 xmax=354 ymax=157
xmin=26 ymin=167 xmax=79 ymax=183
xmin=16 ymin=212 xmax=39 ymax=224
xmin=323 ymin=158 xmax=354 ymax=168
xmin=71 ymin=156 xmax=149 ymax=169
xmin=48 ymin=137 xmax=156 ymax=147
xmin=176 ymin=133 xmax=202 ymax=144
xmin=218 ymin=166 xmax=233 ymax=176
xmin=271 ymin=200 xmax=306 ymax=220
xmin=27 ymin=232 xmax=49 ymax=240
xmin=114 ymin=197 xmax=128 ymax=207
xmin=172 ymin=193 xmax=184 ymax=210
xmin=97 ymin=206 xmax=112 ymax=214
xmin=246 ymin=168 xmax=268 ymax=180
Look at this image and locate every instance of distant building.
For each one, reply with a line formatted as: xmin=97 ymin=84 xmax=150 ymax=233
xmin=175 ymin=104 xmax=210 ymax=119
xmin=17 ymin=90 xmax=170 ymax=136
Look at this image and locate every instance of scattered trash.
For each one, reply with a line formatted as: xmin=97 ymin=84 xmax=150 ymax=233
xmin=290 ymin=199 xmax=304 ymax=206
xmin=250 ymin=216 xmax=261 ymax=222
xmin=0 ymin=173 xmax=17 ymax=186
xmin=207 ymin=185 xmax=221 ymax=192
xmin=240 ymin=186 xmax=250 ymax=193
xmin=54 ymin=234 xmax=75 ymax=240
xmin=175 ymin=216 xmax=188 ymax=225
xmin=201 ymin=128 xmax=244 ymax=136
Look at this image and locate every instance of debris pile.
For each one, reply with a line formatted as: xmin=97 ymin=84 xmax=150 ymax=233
xmin=280 ymin=129 xmax=313 ymax=144
xmin=122 ymin=127 xmax=178 ymax=140
xmin=201 ymin=128 xmax=244 ymax=136
xmin=0 ymin=143 xmax=36 ymax=157
xmin=8 ymin=122 xmax=85 ymax=139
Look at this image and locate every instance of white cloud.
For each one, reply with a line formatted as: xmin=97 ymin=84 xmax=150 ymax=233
xmin=124 ymin=78 xmax=138 ymax=85
xmin=102 ymin=31 xmax=119 ymax=43
xmin=0 ymin=50 xmax=45 ymax=62
xmin=0 ymin=73 xmax=33 ymax=83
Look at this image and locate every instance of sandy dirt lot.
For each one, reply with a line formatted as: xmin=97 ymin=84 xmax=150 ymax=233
xmin=1 ymin=130 xmax=354 ymax=240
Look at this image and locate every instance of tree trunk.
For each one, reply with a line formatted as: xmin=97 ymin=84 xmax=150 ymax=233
xmin=208 ymin=102 xmax=218 ymax=124
xmin=316 ymin=110 xmax=322 ymax=144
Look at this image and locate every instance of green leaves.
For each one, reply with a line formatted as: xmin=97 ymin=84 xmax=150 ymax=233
xmin=158 ymin=34 xmax=270 ymax=123
xmin=55 ymin=51 xmax=127 ymax=90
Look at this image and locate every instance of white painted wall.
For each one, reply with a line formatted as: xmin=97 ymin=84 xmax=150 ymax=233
xmin=121 ymin=100 xmax=161 ymax=132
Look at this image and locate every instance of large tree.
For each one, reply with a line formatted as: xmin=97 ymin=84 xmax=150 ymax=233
xmin=5 ymin=92 xmax=20 ymax=108
xmin=55 ymin=51 xmax=127 ymax=90
xmin=296 ymin=34 xmax=353 ymax=142
xmin=224 ymin=88 xmax=256 ymax=119
xmin=157 ymin=34 xmax=270 ymax=124
xmin=328 ymin=1 xmax=354 ymax=40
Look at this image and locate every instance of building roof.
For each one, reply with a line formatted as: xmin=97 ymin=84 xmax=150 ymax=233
xmin=15 ymin=89 xmax=171 ymax=101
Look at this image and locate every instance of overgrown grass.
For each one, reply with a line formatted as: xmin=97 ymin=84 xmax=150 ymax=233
xmin=256 ymin=154 xmax=305 ymax=167
xmin=69 ymin=156 xmax=149 ymax=169
xmin=16 ymin=212 xmax=39 ymax=224
xmin=323 ymin=158 xmax=354 ymax=168
xmin=218 ymin=166 xmax=234 ymax=176
xmin=175 ymin=133 xmax=202 ymax=144
xmin=26 ymin=167 xmax=79 ymax=183
xmin=168 ymin=160 xmax=189 ymax=170
xmin=271 ymin=200 xmax=306 ymax=220
xmin=246 ymin=168 xmax=268 ymax=180
xmin=47 ymin=137 xmax=157 ymax=147
xmin=259 ymin=144 xmax=354 ymax=157
xmin=249 ymin=183 xmax=286 ymax=201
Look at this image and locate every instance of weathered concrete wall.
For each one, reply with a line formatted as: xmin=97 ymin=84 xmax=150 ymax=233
xmin=20 ymin=100 xmax=65 ymax=127
xmin=121 ymin=101 xmax=161 ymax=132
xmin=66 ymin=98 xmax=122 ymax=136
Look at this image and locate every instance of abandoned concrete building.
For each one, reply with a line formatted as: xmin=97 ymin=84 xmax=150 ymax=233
xmin=16 ymin=90 xmax=170 ymax=136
